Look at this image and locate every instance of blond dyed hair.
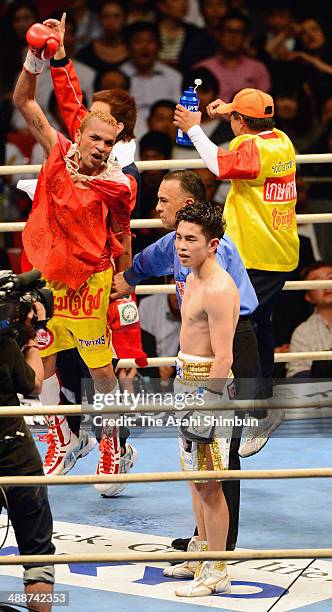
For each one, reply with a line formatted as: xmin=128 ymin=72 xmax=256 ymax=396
xmin=80 ymin=111 xmax=118 ymax=133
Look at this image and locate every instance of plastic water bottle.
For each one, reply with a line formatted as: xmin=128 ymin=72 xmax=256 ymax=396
xmin=176 ymin=78 xmax=202 ymax=146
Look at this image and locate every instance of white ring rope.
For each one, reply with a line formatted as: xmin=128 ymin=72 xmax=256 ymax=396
xmin=0 ymin=467 xmax=331 ymax=487
xmin=1 ymin=397 xmax=332 ymax=416
xmin=131 ymin=214 xmax=331 ymax=226
xmin=97 ymin=349 xmax=332 ymax=368
xmin=1 ymin=152 xmax=332 ymax=176
xmin=121 ymin=351 xmax=332 ymax=365
xmin=0 ymin=548 xmax=331 ymax=565
xmin=1 ymin=213 xmax=332 ymax=235
xmin=119 ymin=350 xmax=332 ymax=368
xmin=135 ymin=280 xmax=332 ymax=293
xmin=274 ymin=350 xmax=332 ymax=362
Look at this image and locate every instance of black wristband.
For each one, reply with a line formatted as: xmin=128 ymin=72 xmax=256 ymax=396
xmin=35 ymin=319 xmax=49 ymax=330
xmin=50 ymin=55 xmax=69 ymax=68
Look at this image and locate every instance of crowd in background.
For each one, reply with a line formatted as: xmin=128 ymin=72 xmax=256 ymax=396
xmin=0 ymin=0 xmax=331 ymax=374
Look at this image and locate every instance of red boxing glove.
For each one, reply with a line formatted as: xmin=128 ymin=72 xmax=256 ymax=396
xmin=27 ymin=23 xmax=60 ymax=59
xmin=108 ymin=294 xmax=148 ymax=367
xmin=24 ymin=23 xmax=60 ymax=73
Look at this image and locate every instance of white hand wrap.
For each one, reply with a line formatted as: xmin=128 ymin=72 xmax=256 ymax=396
xmin=23 ymin=49 xmax=46 ymax=74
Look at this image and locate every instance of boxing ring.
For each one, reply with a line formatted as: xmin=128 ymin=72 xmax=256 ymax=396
xmin=0 ymin=156 xmax=331 ymax=610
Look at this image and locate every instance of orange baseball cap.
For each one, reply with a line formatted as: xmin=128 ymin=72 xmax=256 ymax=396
xmin=217 ymin=88 xmax=274 ymax=118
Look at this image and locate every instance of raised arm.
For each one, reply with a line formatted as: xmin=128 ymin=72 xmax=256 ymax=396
xmin=45 ymin=13 xmax=88 ymax=138
xmin=13 ymin=24 xmax=60 ymax=157
xmin=13 ymin=71 xmax=57 ymax=157
xmin=174 ymin=105 xmax=261 ymax=180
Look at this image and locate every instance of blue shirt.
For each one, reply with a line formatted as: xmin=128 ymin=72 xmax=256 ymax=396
xmin=124 ymin=232 xmax=258 ymax=315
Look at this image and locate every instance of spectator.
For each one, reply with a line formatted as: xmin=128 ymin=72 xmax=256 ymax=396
xmin=308 ymin=119 xmax=332 ymax=198
xmin=126 ymin=0 xmax=156 ymax=24
xmin=273 ymin=174 xmax=318 ymax=359
xmin=273 ymin=84 xmax=320 ymax=153
xmin=94 ymin=67 xmax=130 ymax=91
xmin=147 ymin=99 xmax=177 ymax=139
xmin=320 ymin=93 xmax=332 ymax=129
xmin=254 ymin=5 xmax=301 ymax=89
xmin=77 ymin=0 xmax=128 ymax=73
xmin=66 ymin=0 xmax=100 ymax=51
xmin=306 ymin=120 xmax=332 ymax=261
xmin=146 ymin=99 xmax=210 ymax=160
xmin=296 ymin=175 xmax=321 ymax=261
xmin=139 ymin=130 xmax=173 ymax=162
xmin=2 ymin=140 xmax=30 ymax=231
xmin=122 ymin=22 xmax=182 ymax=139
xmin=0 ymin=0 xmax=38 ymax=105
xmin=183 ymin=0 xmax=205 ymax=27
xmin=156 ymin=0 xmax=216 ymax=71
xmin=193 ymin=167 xmax=222 ymax=206
xmin=137 ymin=131 xmax=173 ymax=236
xmin=288 ymin=18 xmax=332 ymax=101
xmin=263 ymin=5 xmax=298 ymax=57
xmin=225 ymin=0 xmax=266 ymax=35
xmin=199 ymin=0 xmax=228 ymax=35
xmin=287 ymin=262 xmax=332 ymax=378
xmin=4 ymin=140 xmax=28 ymax=180
xmin=195 ymin=11 xmax=271 ymax=101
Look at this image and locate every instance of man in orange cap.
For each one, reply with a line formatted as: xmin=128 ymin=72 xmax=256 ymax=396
xmin=174 ymin=88 xmax=299 ymax=456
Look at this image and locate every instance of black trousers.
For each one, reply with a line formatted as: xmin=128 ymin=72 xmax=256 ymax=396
xmin=0 ymin=469 xmax=55 ymax=580
xmin=56 ymin=350 xmax=129 ymax=447
xmin=248 ymin=269 xmax=293 ymax=387
xmin=57 ymin=348 xmax=86 ymax=438
xmin=194 ymin=316 xmax=260 ymax=550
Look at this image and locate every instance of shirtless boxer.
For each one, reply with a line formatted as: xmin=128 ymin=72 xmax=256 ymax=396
xmin=113 ymin=169 xmax=259 ymax=550
xmin=165 ymin=201 xmax=239 ymax=597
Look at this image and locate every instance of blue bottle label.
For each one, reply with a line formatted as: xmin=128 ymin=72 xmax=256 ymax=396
xmin=176 ymin=86 xmax=199 ymax=146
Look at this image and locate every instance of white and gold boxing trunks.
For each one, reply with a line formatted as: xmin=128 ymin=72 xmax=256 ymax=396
xmin=175 ymin=351 xmax=235 ymax=477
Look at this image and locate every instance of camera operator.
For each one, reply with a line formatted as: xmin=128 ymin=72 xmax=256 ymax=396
xmin=0 ymin=300 xmax=55 ymax=612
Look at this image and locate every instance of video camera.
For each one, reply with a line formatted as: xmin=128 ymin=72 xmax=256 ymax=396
xmin=0 ymin=270 xmax=53 ymax=346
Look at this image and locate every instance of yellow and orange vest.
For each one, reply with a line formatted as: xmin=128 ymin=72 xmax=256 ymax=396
xmin=217 ymin=128 xmax=299 ymax=271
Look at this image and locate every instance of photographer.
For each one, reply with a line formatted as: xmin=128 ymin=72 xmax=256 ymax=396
xmin=0 ymin=298 xmax=55 ymax=612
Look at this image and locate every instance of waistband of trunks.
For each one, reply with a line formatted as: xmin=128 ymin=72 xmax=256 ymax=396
xmin=177 ymin=351 xmax=213 ymax=380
